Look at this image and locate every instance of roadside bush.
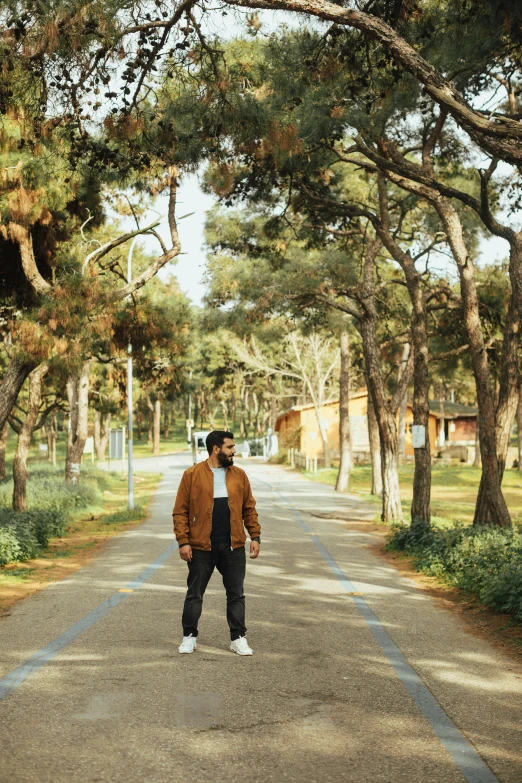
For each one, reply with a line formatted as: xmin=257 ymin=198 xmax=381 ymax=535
xmin=0 ymin=528 xmax=24 ymax=566
xmin=0 ymin=465 xmax=105 ymax=511
xmin=0 ymin=465 xmax=111 ymax=565
xmin=387 ymin=523 xmax=522 ymax=623
xmin=0 ymin=508 xmax=68 ymax=563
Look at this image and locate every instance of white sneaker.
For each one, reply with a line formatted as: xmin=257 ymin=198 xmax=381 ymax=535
xmin=178 ymin=635 xmax=197 ymax=654
xmin=230 ymin=637 xmax=253 ymax=656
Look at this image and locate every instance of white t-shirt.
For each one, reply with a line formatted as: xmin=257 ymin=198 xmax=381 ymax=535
xmin=210 ymin=466 xmax=228 ymax=498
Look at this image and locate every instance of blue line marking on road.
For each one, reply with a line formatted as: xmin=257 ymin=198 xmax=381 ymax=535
xmin=254 ymin=475 xmax=499 ymax=783
xmin=0 ymin=541 xmax=177 ymax=702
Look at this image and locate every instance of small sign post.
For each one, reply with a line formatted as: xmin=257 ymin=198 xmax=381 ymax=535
xmin=109 ymin=427 xmax=126 ymax=473
xmin=412 ymin=425 xmax=426 ymax=449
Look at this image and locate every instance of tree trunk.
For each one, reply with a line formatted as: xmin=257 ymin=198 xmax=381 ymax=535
xmin=474 ymin=382 xmax=519 ymax=524
xmin=367 ymin=390 xmax=382 ymax=497
xmin=435 ymin=198 xmax=513 ymax=527
xmin=0 ymin=357 xmax=36 ymax=434
xmin=13 ymin=363 xmax=49 ymax=511
xmin=136 ymin=408 xmax=143 ymax=441
xmin=514 ymin=385 xmax=522 ymax=472
xmin=93 ymin=411 xmax=102 ymax=459
xmin=361 ymin=345 xmax=402 ymax=522
xmin=260 ymin=405 xmax=271 ymax=437
xmin=232 ymin=392 xmax=237 ymax=428
xmin=473 ymin=421 xmax=482 ymax=468
xmin=474 ymin=235 xmax=522 ymax=517
xmin=198 ymin=391 xmax=205 ymax=430
xmin=221 ymin=400 xmax=229 ymax=430
xmin=65 ymin=360 xmax=91 ymax=484
xmin=147 ymin=397 xmax=153 ymax=445
xmin=335 ymin=328 xmax=351 ymax=492
xmin=207 ymin=397 xmax=217 ymax=430
xmin=375 ymin=178 xmax=431 ymax=528
xmin=245 ymin=389 xmax=252 ymax=429
xmin=376 ymin=172 xmax=518 ymax=527
xmin=0 ymin=422 xmax=8 ymax=480
xmin=311 ymin=402 xmax=331 ymax=469
xmin=239 ymin=386 xmax=247 ymax=438
xmin=198 ymin=395 xmax=204 ymax=430
xmin=153 ymin=399 xmax=161 ymax=455
xmin=45 ymin=412 xmax=57 ymax=467
xmin=356 ymin=234 xmax=407 ymax=521
xmin=50 ymin=413 xmax=57 ymax=467
xmin=400 ymin=274 xmax=431 ymax=530
xmin=163 ymin=403 xmax=170 ymax=439
xmin=93 ymin=410 xmax=111 ymax=460
xmin=397 ymin=345 xmax=410 ymax=460
xmin=380 ymin=431 xmax=403 ymax=523
xmin=267 ymin=376 xmax=278 ymax=431
xmin=252 ymin=392 xmax=259 ymax=435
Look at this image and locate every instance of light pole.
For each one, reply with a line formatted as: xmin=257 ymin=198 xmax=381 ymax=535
xmin=127 ymin=236 xmax=139 ymax=511
xmin=187 ymin=370 xmax=193 ymax=448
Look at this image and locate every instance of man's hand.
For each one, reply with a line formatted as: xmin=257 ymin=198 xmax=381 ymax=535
xmin=250 ymin=540 xmax=260 ymax=559
xmin=179 ymin=544 xmax=192 ymax=562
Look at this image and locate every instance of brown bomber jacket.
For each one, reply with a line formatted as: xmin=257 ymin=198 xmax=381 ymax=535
xmin=172 ymin=460 xmax=261 ymax=551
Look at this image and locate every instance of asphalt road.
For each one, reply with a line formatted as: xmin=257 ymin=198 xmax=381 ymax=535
xmin=1 ymin=454 xmax=521 ymax=783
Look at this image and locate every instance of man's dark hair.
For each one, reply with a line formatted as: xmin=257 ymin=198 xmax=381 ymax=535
xmin=206 ymin=430 xmax=234 ymax=455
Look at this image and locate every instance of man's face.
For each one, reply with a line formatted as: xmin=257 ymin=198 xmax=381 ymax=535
xmin=216 ymin=438 xmax=236 ymax=467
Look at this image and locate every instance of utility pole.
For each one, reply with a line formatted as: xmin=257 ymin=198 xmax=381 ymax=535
xmin=187 ymin=370 xmax=193 ymax=448
xmin=127 ymin=236 xmax=138 ymax=511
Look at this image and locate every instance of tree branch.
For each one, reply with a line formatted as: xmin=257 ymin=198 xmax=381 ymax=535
xmin=8 ymin=223 xmax=52 ymax=295
xmin=114 ymin=168 xmax=181 ymax=300
xmin=224 ymin=0 xmax=522 ymax=165
xmin=81 ymin=219 xmax=162 ymax=274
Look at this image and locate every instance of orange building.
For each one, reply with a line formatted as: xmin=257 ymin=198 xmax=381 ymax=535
xmin=275 ymin=391 xmax=477 ymax=459
xmin=275 ymin=391 xmax=369 ymax=459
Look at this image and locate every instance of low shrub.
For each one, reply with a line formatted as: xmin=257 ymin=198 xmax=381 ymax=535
xmin=0 ymin=464 xmax=111 ymax=565
xmin=387 ymin=523 xmax=522 ymax=623
xmin=0 ymin=465 xmax=105 ymax=512
xmin=0 ymin=528 xmax=23 ymax=566
xmin=0 ymin=508 xmax=68 ymax=563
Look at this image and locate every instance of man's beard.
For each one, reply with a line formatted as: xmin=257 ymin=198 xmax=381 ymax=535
xmin=217 ymin=450 xmax=234 ymax=467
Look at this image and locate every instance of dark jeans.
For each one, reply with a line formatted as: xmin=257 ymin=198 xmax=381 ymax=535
xmin=182 ymin=543 xmax=246 ymax=641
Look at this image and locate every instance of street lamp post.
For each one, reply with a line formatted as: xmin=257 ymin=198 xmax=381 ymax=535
xmin=127 ymin=236 xmax=138 ymax=511
xmin=187 ymin=370 xmax=193 ymax=448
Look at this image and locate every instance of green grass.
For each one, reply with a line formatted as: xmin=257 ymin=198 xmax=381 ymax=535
xmin=0 ymin=460 xmax=160 ymax=565
xmin=300 ymin=463 xmax=522 ymax=527
xmin=0 ymin=463 xmax=118 ymax=564
xmin=99 ymin=506 xmax=147 ymax=525
xmin=0 ymin=567 xmax=36 ymax=583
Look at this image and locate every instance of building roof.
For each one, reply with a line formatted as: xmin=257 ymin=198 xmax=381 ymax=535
xmin=276 ymin=391 xmax=477 ymax=424
xmin=278 ymin=389 xmax=368 ymax=416
xmin=428 ymin=400 xmax=477 ymax=419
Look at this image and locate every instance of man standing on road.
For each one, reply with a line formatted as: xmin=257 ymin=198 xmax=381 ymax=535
xmin=173 ymin=430 xmax=261 ymax=656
